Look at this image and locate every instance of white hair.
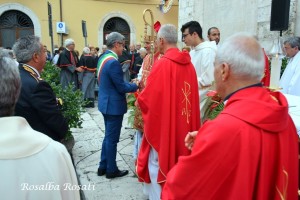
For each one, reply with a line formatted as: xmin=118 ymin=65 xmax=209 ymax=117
xmin=0 ymin=49 xmax=14 ymax=59
xmin=64 ymin=38 xmax=75 ymax=47
xmin=139 ymin=47 xmax=147 ymax=54
xmin=284 ymin=36 xmax=300 ymax=48
xmin=157 ymin=24 xmax=178 ymax=44
xmin=106 ymin=32 xmax=124 ymax=49
xmin=216 ymin=32 xmax=265 ymax=80
xmin=12 ymin=35 xmax=42 ymax=63
xmin=0 ymin=52 xmax=21 ymax=116
xmin=83 ymin=47 xmax=90 ymax=54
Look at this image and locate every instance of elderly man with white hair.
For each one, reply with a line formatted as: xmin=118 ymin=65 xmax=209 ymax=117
xmin=136 ymin=24 xmax=200 ymax=200
xmin=56 ymin=38 xmax=83 ymax=89
xmin=162 ymin=33 xmax=298 ymax=200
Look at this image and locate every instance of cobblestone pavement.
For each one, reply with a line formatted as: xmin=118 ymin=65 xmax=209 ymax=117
xmin=72 ymin=107 xmax=148 ymax=200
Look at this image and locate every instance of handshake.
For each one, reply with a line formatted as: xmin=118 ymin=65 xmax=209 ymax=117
xmin=131 ymin=78 xmax=139 ymax=86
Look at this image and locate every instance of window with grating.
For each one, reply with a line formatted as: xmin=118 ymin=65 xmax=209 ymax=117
xmin=103 ymin=17 xmax=130 ymax=49
xmin=0 ymin=10 xmax=34 ymax=48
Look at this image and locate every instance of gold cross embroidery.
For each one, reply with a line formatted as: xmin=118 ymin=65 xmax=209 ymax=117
xmin=182 ymin=81 xmax=191 ymax=124
xmin=276 ymin=167 xmax=288 ymax=200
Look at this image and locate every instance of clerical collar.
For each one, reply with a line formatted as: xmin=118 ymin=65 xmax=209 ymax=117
xmin=21 ymin=64 xmax=41 ymax=78
xmin=223 ymin=83 xmax=263 ymax=101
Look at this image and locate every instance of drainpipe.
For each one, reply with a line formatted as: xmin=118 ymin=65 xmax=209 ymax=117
xmin=60 ymin=0 xmax=63 ymax=46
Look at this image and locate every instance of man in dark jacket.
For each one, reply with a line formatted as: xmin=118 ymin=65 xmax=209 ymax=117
xmin=13 ymin=35 xmax=68 ymax=142
xmin=56 ymin=38 xmax=83 ymax=90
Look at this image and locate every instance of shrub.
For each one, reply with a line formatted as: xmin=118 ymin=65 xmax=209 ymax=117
xmin=280 ymin=57 xmax=288 ymax=78
xmin=41 ymin=61 xmax=86 ymax=140
xmin=126 ymin=93 xmax=137 ymax=127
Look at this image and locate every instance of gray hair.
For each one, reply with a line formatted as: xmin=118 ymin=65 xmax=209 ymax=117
xmin=83 ymin=47 xmax=90 ymax=54
xmin=0 ymin=49 xmax=15 ymax=59
xmin=139 ymin=47 xmax=147 ymax=54
xmin=216 ymin=32 xmax=264 ymax=80
xmin=106 ymin=32 xmax=125 ymax=49
xmin=0 ymin=52 xmax=21 ymax=117
xmin=64 ymin=38 xmax=75 ymax=47
xmin=12 ymin=35 xmax=42 ymax=63
xmin=157 ymin=24 xmax=178 ymax=44
xmin=284 ymin=37 xmax=300 ymax=49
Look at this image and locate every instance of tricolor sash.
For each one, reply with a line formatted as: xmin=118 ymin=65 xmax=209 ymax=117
xmin=97 ymin=51 xmax=118 ymax=82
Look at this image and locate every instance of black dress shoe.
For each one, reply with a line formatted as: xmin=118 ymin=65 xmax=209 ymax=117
xmin=106 ymin=169 xmax=129 ymax=179
xmin=97 ymin=168 xmax=106 ymax=176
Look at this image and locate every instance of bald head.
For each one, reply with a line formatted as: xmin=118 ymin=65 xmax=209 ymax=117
xmin=217 ymin=33 xmax=264 ymax=79
xmin=135 ymin=43 xmax=141 ymax=50
xmin=129 ymin=44 xmax=135 ymax=52
xmin=214 ymin=32 xmax=265 ymax=98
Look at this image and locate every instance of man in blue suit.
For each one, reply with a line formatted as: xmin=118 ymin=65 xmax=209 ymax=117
xmin=97 ymin=32 xmax=139 ymax=179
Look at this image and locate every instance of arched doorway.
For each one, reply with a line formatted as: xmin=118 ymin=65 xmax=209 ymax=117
xmin=0 ymin=10 xmax=34 ymax=48
xmin=103 ymin=17 xmax=130 ymax=49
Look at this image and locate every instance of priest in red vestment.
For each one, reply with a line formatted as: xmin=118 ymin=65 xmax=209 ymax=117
xmin=136 ymin=24 xmax=200 ymax=199
xmin=162 ymin=33 xmax=298 ymax=200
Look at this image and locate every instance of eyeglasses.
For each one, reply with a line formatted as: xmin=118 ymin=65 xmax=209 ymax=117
xmin=117 ymin=42 xmax=124 ymax=47
xmin=182 ymin=33 xmax=190 ymax=40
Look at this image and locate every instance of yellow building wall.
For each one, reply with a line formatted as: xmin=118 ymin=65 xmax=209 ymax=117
xmin=1 ymin=0 xmax=178 ymax=52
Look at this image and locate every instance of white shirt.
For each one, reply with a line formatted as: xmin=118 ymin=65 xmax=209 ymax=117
xmin=190 ymin=41 xmax=217 ymax=121
xmin=23 ymin=63 xmax=41 ymax=78
xmin=190 ymin=41 xmax=217 ymax=88
xmin=279 ymin=51 xmax=300 ymax=96
xmin=282 ymin=93 xmax=300 ymax=136
xmin=137 ymin=64 xmax=143 ymax=81
xmin=52 ymin=54 xmax=60 ymax=65
xmin=0 ymin=117 xmax=80 ymax=200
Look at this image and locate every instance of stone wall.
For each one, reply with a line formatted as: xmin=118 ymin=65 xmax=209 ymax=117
xmin=178 ymin=0 xmax=299 ymax=54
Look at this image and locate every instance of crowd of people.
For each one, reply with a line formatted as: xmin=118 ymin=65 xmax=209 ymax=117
xmin=96 ymin=21 xmax=299 ymax=200
xmin=0 ymin=18 xmax=299 ymax=200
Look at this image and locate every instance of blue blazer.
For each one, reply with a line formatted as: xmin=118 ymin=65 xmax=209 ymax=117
xmin=98 ymin=51 xmax=138 ymax=115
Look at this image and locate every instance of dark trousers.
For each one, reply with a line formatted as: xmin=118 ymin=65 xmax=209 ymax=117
xmin=99 ymin=113 xmax=124 ymax=173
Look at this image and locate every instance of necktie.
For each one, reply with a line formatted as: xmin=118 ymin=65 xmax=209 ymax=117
xmin=130 ymin=53 xmax=134 ymax=72
xmin=70 ymin=51 xmax=76 ymax=66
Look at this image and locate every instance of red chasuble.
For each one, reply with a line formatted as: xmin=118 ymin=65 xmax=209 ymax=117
xmin=136 ymin=48 xmax=200 ymax=185
xmin=162 ymin=87 xmax=298 ymax=200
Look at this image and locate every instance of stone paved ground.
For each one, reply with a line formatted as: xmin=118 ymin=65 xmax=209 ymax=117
xmin=72 ymin=107 xmax=148 ymax=200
